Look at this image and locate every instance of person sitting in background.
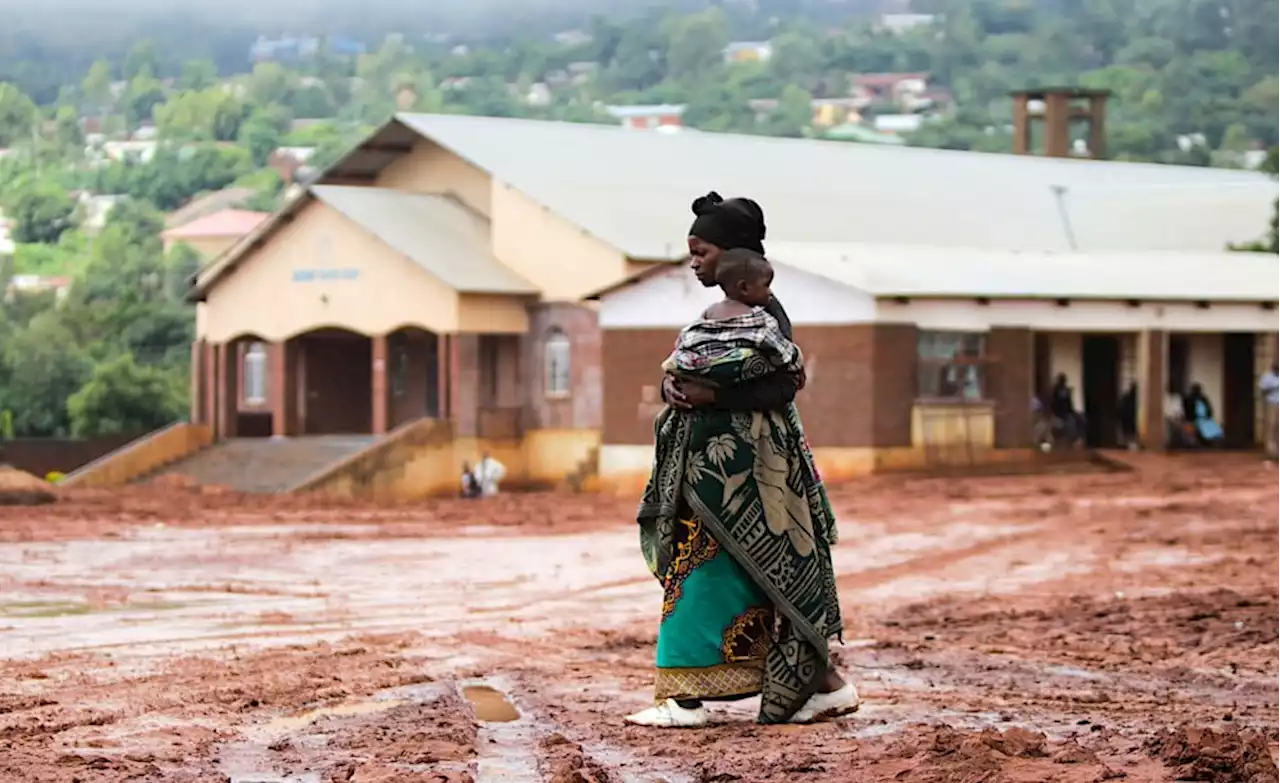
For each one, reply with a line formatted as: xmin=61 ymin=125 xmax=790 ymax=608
xmin=473 ymin=452 xmax=507 ymax=497
xmin=1260 ymin=362 xmax=1278 ymax=461
xmin=460 ymin=462 xmax=481 ymax=499
xmin=1182 ymin=383 xmax=1224 ymax=447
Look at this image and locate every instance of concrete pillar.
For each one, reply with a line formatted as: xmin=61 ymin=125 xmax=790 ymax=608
xmin=269 ymin=340 xmax=298 ymax=437
xmin=1012 ymin=93 xmax=1030 ymax=155
xmin=1087 ymin=94 xmax=1107 ymax=160
xmin=189 ymin=339 xmax=206 ymax=424
xmin=216 ymin=342 xmax=240 ymax=440
xmin=1137 ymin=329 xmax=1166 ymax=451
xmin=437 ymin=333 xmax=451 ymax=419
xmin=202 ymin=341 xmax=217 ymax=430
xmin=1043 ymin=92 xmax=1071 ymax=158
xmin=372 ymin=334 xmax=389 ymax=435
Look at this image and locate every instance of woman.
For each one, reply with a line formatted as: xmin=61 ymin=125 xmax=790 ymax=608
xmin=626 ymin=193 xmax=857 ymax=728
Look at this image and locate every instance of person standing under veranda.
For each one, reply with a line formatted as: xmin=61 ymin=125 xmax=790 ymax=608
xmin=473 ymin=452 xmax=507 ymax=497
xmin=1261 ymin=362 xmax=1279 ymax=461
xmin=626 ymin=192 xmax=857 ymax=729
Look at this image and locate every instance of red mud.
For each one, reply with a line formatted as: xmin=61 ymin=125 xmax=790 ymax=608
xmin=0 ymin=455 xmax=1275 ymax=782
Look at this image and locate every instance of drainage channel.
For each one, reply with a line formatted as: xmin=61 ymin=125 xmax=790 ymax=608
xmin=462 ymin=677 xmax=543 ymax=783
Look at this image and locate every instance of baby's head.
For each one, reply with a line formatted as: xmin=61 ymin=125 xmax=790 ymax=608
xmin=714 ymin=248 xmax=774 ymax=307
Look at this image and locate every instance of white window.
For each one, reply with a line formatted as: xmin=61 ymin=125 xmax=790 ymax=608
xmin=917 ymin=331 xmax=985 ymax=401
xmin=243 ymin=342 xmax=269 ymax=405
xmin=544 ymin=328 xmax=572 ymax=398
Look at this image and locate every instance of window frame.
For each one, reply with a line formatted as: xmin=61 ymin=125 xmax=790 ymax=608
xmin=915 ymin=330 xmax=989 ymax=404
xmin=544 ymin=328 xmax=572 ymax=399
xmin=242 ymin=341 xmax=269 ymax=406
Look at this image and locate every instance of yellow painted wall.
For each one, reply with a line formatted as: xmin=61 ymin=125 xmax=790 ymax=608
xmin=297 ymin=424 xmax=601 ymax=500
xmin=374 ymin=140 xmax=493 ymax=216
xmin=458 ymin=294 xmax=531 ymax=334
xmin=62 ymin=423 xmax=213 ymax=489
xmin=489 ymin=183 xmax=630 ymax=302
xmin=201 ymin=200 xmax=462 ymax=342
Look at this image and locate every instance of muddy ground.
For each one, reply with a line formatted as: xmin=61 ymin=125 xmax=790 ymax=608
xmin=0 ymin=454 xmax=1276 ymax=782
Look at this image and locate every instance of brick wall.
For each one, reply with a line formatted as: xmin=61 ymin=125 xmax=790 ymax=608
xmin=524 ymin=303 xmax=602 ymax=430
xmin=602 ymin=328 xmax=678 ymax=445
xmin=600 ymin=323 xmax=917 ymax=449
xmin=871 ymin=324 xmax=917 ymax=448
xmin=987 ymin=328 xmax=1034 ymax=448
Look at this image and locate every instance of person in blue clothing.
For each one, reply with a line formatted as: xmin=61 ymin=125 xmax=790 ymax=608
xmin=1182 ymin=383 xmax=1224 ymax=446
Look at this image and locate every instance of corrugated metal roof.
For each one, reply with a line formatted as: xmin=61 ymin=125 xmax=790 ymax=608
xmin=310 ymin=186 xmax=538 ymax=294
xmin=162 ymin=209 xmax=269 ymax=238
xmin=395 ymin=113 xmax=1275 ymax=260
xmin=764 ymin=241 xmax=1280 ymax=302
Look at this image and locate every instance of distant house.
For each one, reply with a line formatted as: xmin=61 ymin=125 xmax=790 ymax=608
xmin=873 ymin=113 xmax=926 ymax=135
xmin=605 ymin=104 xmax=685 ymax=130
xmin=553 ymin=30 xmax=593 ymax=47
xmin=851 ymin=73 xmax=930 ymax=108
xmin=77 ymin=193 xmax=130 ymax=234
xmin=525 ymin=82 xmax=553 ymax=107
xmin=723 ymin=41 xmax=773 ymax=64
xmin=748 ymin=97 xmax=864 ymax=128
xmin=878 ymin=13 xmax=937 ymax=34
xmin=161 ymin=209 xmax=269 ymax=258
xmin=99 ymin=139 xmax=158 ymax=164
xmin=165 ymin=187 xmax=258 ymax=230
xmin=269 ymin=147 xmax=317 ymax=185
xmin=6 ymin=274 xmax=72 ymax=303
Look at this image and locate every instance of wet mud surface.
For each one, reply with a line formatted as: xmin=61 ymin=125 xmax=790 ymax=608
xmin=0 ymin=455 xmax=1275 ymax=781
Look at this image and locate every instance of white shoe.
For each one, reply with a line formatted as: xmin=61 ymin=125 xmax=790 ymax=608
xmin=624 ymin=699 xmax=709 ymax=728
xmin=789 ymin=683 xmax=860 ymax=724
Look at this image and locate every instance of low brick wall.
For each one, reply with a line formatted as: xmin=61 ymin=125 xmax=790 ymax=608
xmin=294 ymin=418 xmax=458 ymax=500
xmin=0 ymin=434 xmax=138 ymax=478
xmin=61 ymin=422 xmax=214 ymax=489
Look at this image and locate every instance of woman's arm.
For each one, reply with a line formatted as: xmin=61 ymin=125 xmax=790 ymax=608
xmin=713 ymin=372 xmax=800 ymax=411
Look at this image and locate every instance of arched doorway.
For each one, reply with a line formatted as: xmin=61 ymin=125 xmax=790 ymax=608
xmin=293 ymin=327 xmax=374 ymax=435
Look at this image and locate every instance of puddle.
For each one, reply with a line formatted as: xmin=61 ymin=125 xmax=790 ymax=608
xmin=0 ymin=600 xmax=92 ymax=617
xmin=463 ymin=679 xmax=540 ymax=783
xmin=261 ymin=698 xmax=406 ymax=733
xmin=463 ymin=684 xmax=520 ymax=722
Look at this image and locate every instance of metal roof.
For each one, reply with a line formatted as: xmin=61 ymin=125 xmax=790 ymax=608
xmin=394 ymin=113 xmax=1275 ymax=260
xmin=764 ymin=242 xmax=1280 ymax=302
xmin=310 ymin=186 xmax=539 ymax=295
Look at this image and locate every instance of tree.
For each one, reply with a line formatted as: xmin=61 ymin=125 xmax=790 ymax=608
xmin=665 ymin=8 xmax=730 ymax=83
xmin=0 ymin=311 xmax=90 ymax=437
xmin=238 ymin=109 xmax=285 ymax=167
xmin=7 ymin=183 xmax=76 ymax=244
xmin=179 ymin=59 xmax=219 ymax=91
xmin=765 ymin=85 xmax=814 ymax=138
xmin=123 ymin=72 xmax=167 ymax=128
xmin=123 ymin=40 xmax=159 ymax=82
xmin=82 ymin=59 xmax=114 ymax=112
xmin=0 ymin=82 xmax=38 ymax=147
xmin=67 ymin=353 xmax=185 ymax=437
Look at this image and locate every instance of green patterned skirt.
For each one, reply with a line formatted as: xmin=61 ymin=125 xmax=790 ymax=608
xmin=654 ymin=510 xmax=774 ymax=702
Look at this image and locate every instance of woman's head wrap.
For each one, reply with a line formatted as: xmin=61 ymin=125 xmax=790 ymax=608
xmin=688 ymin=191 xmax=767 ymax=253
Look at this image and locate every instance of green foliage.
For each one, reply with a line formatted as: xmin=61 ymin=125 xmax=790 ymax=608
xmin=87 ymin=145 xmax=252 ymax=211
xmin=0 ymin=311 xmax=91 ymax=437
xmin=12 ymin=231 xmax=86 ymax=275
xmin=6 ymin=182 xmax=76 ymax=244
xmin=67 ymin=353 xmax=185 ymax=437
xmin=0 ymin=82 xmax=38 ymax=147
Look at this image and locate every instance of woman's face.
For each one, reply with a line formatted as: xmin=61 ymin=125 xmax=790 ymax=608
xmin=687 ymin=236 xmax=722 ymax=288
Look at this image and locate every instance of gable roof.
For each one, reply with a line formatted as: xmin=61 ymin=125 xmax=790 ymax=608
xmin=310 ymin=186 xmax=538 ymax=294
xmin=387 ymin=113 xmax=1273 ymax=260
xmin=163 ymin=208 xmax=268 ymax=239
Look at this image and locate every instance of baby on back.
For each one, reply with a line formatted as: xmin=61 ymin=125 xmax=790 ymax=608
xmin=702 ymin=248 xmax=775 ymax=321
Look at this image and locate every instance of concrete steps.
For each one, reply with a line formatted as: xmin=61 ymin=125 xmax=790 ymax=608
xmin=142 ymin=435 xmax=380 ymax=493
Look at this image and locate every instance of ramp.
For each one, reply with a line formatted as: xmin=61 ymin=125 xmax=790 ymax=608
xmin=142 ymin=435 xmax=380 ymax=493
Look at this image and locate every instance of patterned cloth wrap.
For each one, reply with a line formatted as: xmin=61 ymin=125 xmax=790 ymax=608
xmin=637 ymin=308 xmax=843 ymax=724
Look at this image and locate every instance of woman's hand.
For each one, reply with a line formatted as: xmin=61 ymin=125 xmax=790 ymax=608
xmin=680 ymin=380 xmax=717 ymax=407
xmin=662 ymin=375 xmax=691 ymax=410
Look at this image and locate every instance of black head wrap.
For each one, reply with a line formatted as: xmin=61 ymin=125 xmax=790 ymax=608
xmin=688 ymin=191 xmax=767 ymax=253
